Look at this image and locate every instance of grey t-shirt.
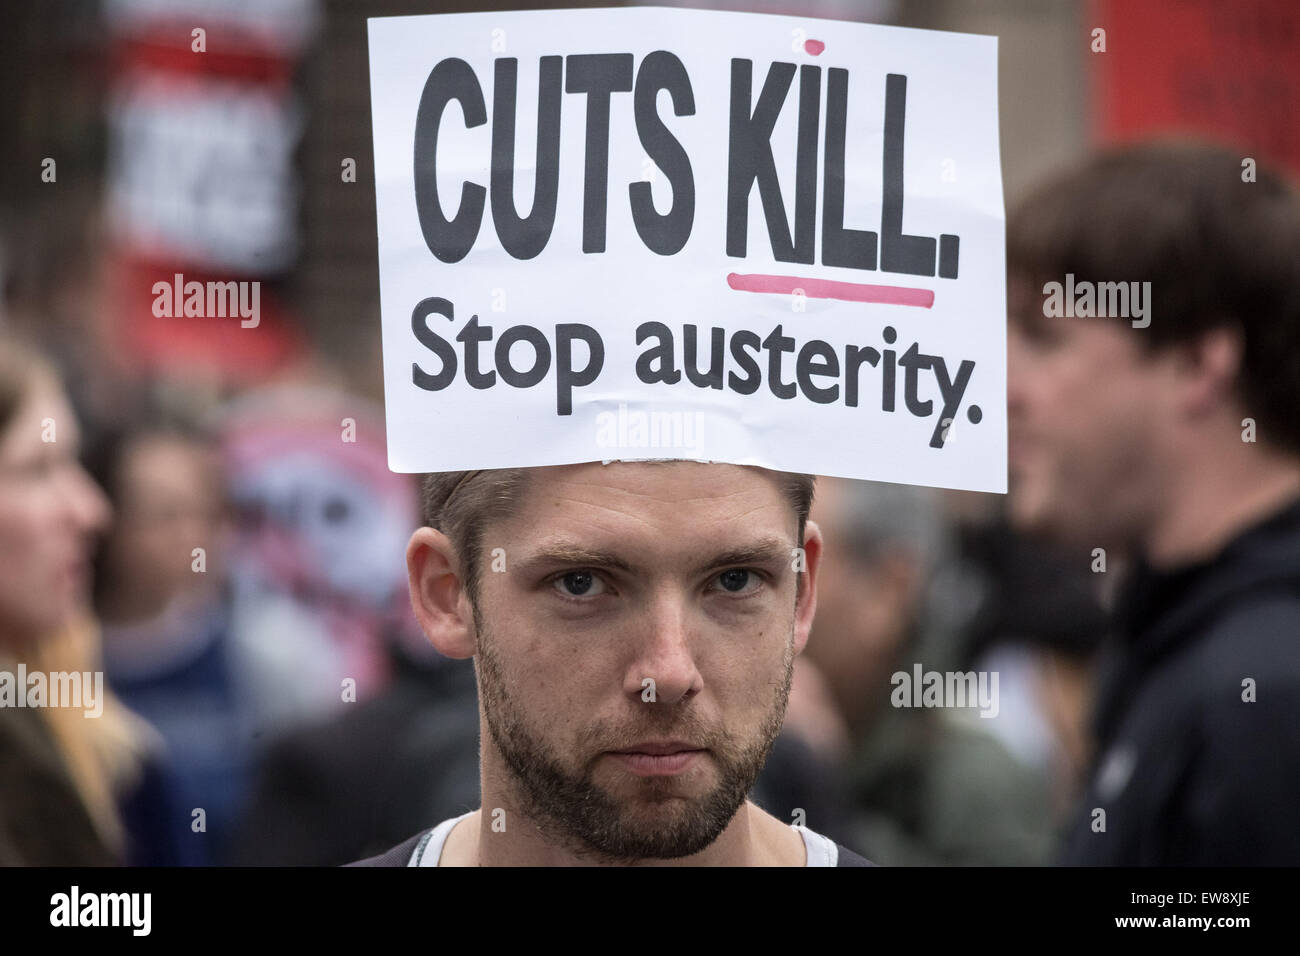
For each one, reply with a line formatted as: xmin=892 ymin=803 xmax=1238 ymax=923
xmin=345 ymin=810 xmax=875 ymax=866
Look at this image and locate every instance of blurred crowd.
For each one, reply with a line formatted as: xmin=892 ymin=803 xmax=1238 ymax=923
xmin=0 ymin=206 xmax=457 ymax=863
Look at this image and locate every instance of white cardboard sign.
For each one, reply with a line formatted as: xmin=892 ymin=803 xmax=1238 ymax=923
xmin=368 ymin=6 xmax=1005 ymax=492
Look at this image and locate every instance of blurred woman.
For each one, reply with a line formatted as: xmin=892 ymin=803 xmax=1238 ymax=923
xmin=0 ymin=332 xmax=161 ymax=864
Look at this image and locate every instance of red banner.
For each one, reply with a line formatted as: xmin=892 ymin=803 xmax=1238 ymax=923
xmin=1091 ymin=0 xmax=1300 ymax=175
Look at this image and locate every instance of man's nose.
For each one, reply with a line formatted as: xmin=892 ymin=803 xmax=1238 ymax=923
xmin=625 ymin=588 xmax=704 ymax=705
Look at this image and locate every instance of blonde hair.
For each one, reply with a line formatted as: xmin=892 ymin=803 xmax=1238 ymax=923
xmin=0 ymin=331 xmax=155 ymax=860
xmin=13 ymin=616 xmax=157 ymax=859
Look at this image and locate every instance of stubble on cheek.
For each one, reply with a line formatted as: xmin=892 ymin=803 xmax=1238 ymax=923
xmin=472 ymin=602 xmax=798 ymax=861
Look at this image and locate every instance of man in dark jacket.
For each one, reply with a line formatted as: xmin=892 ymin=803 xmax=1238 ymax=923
xmin=233 ymin=642 xmax=481 ymax=866
xmin=1005 ymin=142 xmax=1300 ymax=865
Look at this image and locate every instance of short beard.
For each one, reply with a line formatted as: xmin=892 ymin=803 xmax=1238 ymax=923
xmin=472 ymin=602 xmax=794 ymax=863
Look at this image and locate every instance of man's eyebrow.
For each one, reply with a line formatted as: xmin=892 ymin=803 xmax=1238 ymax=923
xmin=692 ymin=536 xmax=791 ymax=574
xmin=516 ymin=544 xmax=635 ymax=575
xmin=514 ymin=536 xmax=792 ymax=576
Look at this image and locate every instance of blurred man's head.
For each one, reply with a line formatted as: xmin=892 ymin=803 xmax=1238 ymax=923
xmin=1006 ymin=142 xmax=1300 ymax=553
xmin=89 ymin=415 xmax=229 ymax=623
xmin=406 ymin=461 xmax=819 ymax=862
xmin=804 ymin=478 xmax=946 ymax=731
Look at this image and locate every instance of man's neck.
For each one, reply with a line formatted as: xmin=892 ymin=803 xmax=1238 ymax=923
xmin=1143 ymin=442 xmax=1300 ymax=570
xmin=439 ymin=797 xmax=807 ymax=866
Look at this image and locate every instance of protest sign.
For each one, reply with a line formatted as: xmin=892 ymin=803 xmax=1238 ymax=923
xmin=368 ymin=6 xmax=1005 ymax=492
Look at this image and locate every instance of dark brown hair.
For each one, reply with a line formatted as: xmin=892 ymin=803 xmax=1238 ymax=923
xmin=421 ymin=466 xmax=816 ymax=606
xmin=1007 ymin=140 xmax=1300 ymax=453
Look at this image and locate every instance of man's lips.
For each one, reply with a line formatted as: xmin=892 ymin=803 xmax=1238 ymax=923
xmin=610 ymin=741 xmax=702 ymax=756
xmin=607 ymin=745 xmax=705 ymax=777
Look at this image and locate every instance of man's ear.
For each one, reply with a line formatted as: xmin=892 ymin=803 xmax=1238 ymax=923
xmin=1176 ymin=325 xmax=1245 ymax=418
xmin=793 ymin=519 xmax=823 ymax=657
xmin=407 ymin=527 xmax=477 ymax=659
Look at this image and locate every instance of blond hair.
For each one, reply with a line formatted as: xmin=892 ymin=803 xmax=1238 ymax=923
xmin=0 ymin=331 xmax=155 ymax=860
xmin=10 ymin=615 xmax=158 ymax=859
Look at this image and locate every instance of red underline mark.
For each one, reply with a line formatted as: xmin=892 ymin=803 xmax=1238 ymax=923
xmin=804 ymin=39 xmax=825 ymax=55
xmin=726 ymin=273 xmax=935 ymax=308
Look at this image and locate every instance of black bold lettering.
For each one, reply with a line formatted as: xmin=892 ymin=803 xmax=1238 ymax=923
xmin=880 ymin=73 xmax=936 ymax=277
xmin=796 ymin=339 xmax=840 ymax=404
xmin=822 ymin=68 xmax=877 ymax=271
xmin=931 ymin=357 xmax=976 ymax=448
xmin=630 ymin=51 xmax=696 ymax=256
xmin=411 ymin=297 xmax=459 ymax=390
xmin=556 ymin=323 xmax=604 ymax=415
xmin=762 ymin=324 xmax=797 ymax=399
xmin=727 ymin=60 xmax=803 ymax=261
xmin=684 ymin=325 xmax=724 ymax=389
xmin=881 ymin=325 xmax=897 ymax=412
xmin=635 ymin=321 xmax=681 ymax=384
xmin=566 ymin=54 xmax=635 ymax=253
xmin=456 ymin=315 xmax=495 ymax=389
xmin=843 ymin=345 xmax=880 ymax=407
xmin=413 ymin=59 xmax=487 ymax=263
xmin=491 ymin=57 xmax=562 ymax=259
xmin=728 ymin=330 xmax=762 ymax=394
xmin=791 ymin=65 xmax=821 ymax=264
xmin=897 ymin=342 xmax=934 ymax=416
xmin=495 ymin=325 xmax=551 ymax=387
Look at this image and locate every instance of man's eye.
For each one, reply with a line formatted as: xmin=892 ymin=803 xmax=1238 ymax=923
xmin=553 ymin=570 xmax=606 ymax=598
xmin=712 ymin=568 xmax=760 ymax=594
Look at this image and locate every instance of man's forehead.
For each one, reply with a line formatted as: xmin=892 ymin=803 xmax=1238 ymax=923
xmin=502 ymin=461 xmax=796 ymax=535
xmin=536 ymin=459 xmax=781 ymax=494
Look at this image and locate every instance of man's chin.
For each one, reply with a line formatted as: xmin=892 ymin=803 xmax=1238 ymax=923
xmin=595 ymin=760 xmax=711 ymax=809
xmin=1009 ymin=492 xmax=1099 ymax=554
xmin=1007 ymin=482 xmax=1051 ymax=533
xmin=583 ymin=768 xmax=745 ymax=859
xmin=601 ymin=804 xmax=733 ymax=861
xmin=1009 ymin=487 xmax=1072 ymax=542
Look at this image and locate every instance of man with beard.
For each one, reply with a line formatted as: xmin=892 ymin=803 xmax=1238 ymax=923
xmin=349 ymin=461 xmax=872 ymax=866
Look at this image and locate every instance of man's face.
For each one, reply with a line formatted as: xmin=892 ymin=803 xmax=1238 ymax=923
xmin=1007 ymin=277 xmax=1173 ymax=549
xmin=468 ymin=461 xmax=815 ymax=862
xmin=105 ymin=436 xmax=227 ymax=608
